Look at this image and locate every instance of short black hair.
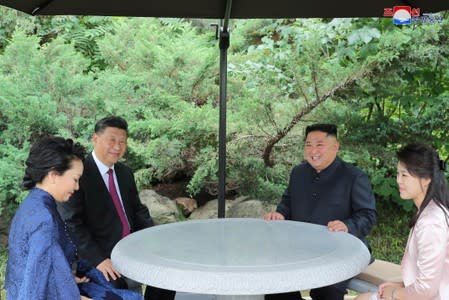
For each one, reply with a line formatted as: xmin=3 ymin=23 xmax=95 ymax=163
xmin=305 ymin=124 xmax=337 ymax=138
xmin=94 ymin=116 xmax=128 ymax=134
xmin=23 ymin=136 xmax=86 ymax=189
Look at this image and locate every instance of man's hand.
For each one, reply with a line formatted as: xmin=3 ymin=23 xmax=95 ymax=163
xmin=327 ymin=220 xmax=348 ymax=232
xmin=97 ymin=258 xmax=121 ymax=281
xmin=263 ymin=212 xmax=285 ymax=221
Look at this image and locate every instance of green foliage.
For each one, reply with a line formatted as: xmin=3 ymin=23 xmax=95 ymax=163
xmin=0 ymin=246 xmax=7 ymax=299
xmin=1 ymin=11 xmax=449 ymax=214
xmin=1 ymin=11 xmax=449 ymax=292
xmin=368 ymin=200 xmax=415 ymax=263
xmin=0 ymin=10 xmax=114 ymax=70
xmin=327 ymin=17 xmax=449 ymax=208
xmin=48 ymin=16 xmax=113 ymax=70
xmin=0 ymin=144 xmax=28 ymax=215
xmin=187 ymin=146 xmax=218 ymax=196
xmin=0 ymin=30 xmax=94 ymax=213
xmin=0 ymin=7 xmax=37 ymax=51
xmin=227 ymin=154 xmax=289 ymax=203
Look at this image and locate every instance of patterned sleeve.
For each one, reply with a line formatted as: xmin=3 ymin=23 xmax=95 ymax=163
xmin=17 ymin=213 xmax=79 ymax=299
xmin=51 ymin=236 xmax=81 ymax=298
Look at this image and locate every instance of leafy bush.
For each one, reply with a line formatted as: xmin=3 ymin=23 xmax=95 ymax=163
xmin=368 ymin=200 xmax=414 ymax=264
xmin=1 ymin=13 xmax=448 ymax=212
xmin=0 ymin=246 xmax=6 ymax=299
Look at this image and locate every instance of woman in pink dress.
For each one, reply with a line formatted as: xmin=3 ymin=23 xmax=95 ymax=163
xmin=356 ymin=143 xmax=449 ymax=300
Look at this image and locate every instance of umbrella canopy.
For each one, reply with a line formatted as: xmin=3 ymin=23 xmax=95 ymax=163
xmin=0 ymin=0 xmax=447 ymax=17
xmin=1 ymin=0 xmax=448 ymax=218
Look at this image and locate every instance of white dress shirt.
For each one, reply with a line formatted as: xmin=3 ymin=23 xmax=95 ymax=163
xmin=92 ymin=151 xmax=130 ymax=225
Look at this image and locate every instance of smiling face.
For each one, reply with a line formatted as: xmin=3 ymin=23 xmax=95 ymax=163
xmin=92 ymin=127 xmax=127 ymax=167
xmin=304 ymin=130 xmax=339 ymax=172
xmin=396 ymin=161 xmax=431 ymax=207
xmin=52 ymin=159 xmax=84 ymax=202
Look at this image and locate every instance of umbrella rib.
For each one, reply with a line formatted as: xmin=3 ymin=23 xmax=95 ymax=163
xmin=32 ymin=0 xmax=54 ymax=15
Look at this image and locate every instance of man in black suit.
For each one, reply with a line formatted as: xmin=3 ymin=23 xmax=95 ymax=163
xmin=264 ymin=124 xmax=377 ymax=300
xmin=58 ymin=116 xmax=176 ymax=300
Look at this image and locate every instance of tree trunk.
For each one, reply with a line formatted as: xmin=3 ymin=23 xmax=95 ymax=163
xmin=262 ymin=65 xmax=376 ymax=167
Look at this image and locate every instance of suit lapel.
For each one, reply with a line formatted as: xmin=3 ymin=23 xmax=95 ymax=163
xmin=85 ymin=154 xmax=110 ymax=197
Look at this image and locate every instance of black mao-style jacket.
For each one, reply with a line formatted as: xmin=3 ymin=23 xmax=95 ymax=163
xmin=276 ymin=157 xmax=377 ymax=250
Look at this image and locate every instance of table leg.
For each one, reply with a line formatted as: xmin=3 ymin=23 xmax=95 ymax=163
xmin=215 ymin=295 xmax=264 ymax=300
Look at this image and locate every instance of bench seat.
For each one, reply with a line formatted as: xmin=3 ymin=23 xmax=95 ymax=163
xmin=348 ymin=259 xmax=402 ymax=293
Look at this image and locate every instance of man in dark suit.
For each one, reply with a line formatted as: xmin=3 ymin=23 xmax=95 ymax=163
xmin=58 ymin=116 xmax=176 ymax=300
xmin=264 ymin=124 xmax=377 ymax=300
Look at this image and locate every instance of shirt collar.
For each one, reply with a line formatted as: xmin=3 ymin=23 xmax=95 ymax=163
xmin=92 ymin=150 xmax=114 ymax=175
xmin=308 ymin=156 xmax=341 ymax=177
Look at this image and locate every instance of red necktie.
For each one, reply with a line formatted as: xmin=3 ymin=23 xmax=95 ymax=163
xmin=107 ymin=168 xmax=130 ymax=238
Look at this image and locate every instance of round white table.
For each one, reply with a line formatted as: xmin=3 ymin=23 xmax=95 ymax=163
xmin=111 ymin=218 xmax=370 ymax=300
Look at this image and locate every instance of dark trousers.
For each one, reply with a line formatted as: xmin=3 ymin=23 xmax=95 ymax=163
xmin=144 ymin=285 xmax=176 ymax=300
xmin=265 ymin=280 xmax=348 ymax=300
xmin=111 ymin=277 xmax=176 ymax=300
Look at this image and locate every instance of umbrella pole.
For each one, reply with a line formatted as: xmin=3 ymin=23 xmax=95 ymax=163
xmin=217 ymin=0 xmax=232 ymax=218
xmin=218 ymin=26 xmax=229 ymax=219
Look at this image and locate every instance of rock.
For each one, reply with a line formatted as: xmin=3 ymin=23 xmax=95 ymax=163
xmin=227 ymin=199 xmax=265 ymax=218
xmin=140 ymin=189 xmax=178 ymax=225
xmin=232 ymin=195 xmax=250 ymax=204
xmin=189 ymin=199 xmax=233 ymax=219
xmin=189 ymin=197 xmax=277 ymax=220
xmin=139 ymin=188 xmax=278 ymax=223
xmin=175 ymin=197 xmax=198 ymax=217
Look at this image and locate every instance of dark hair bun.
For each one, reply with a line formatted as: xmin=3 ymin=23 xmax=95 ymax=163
xmin=22 ymin=136 xmax=86 ymax=189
